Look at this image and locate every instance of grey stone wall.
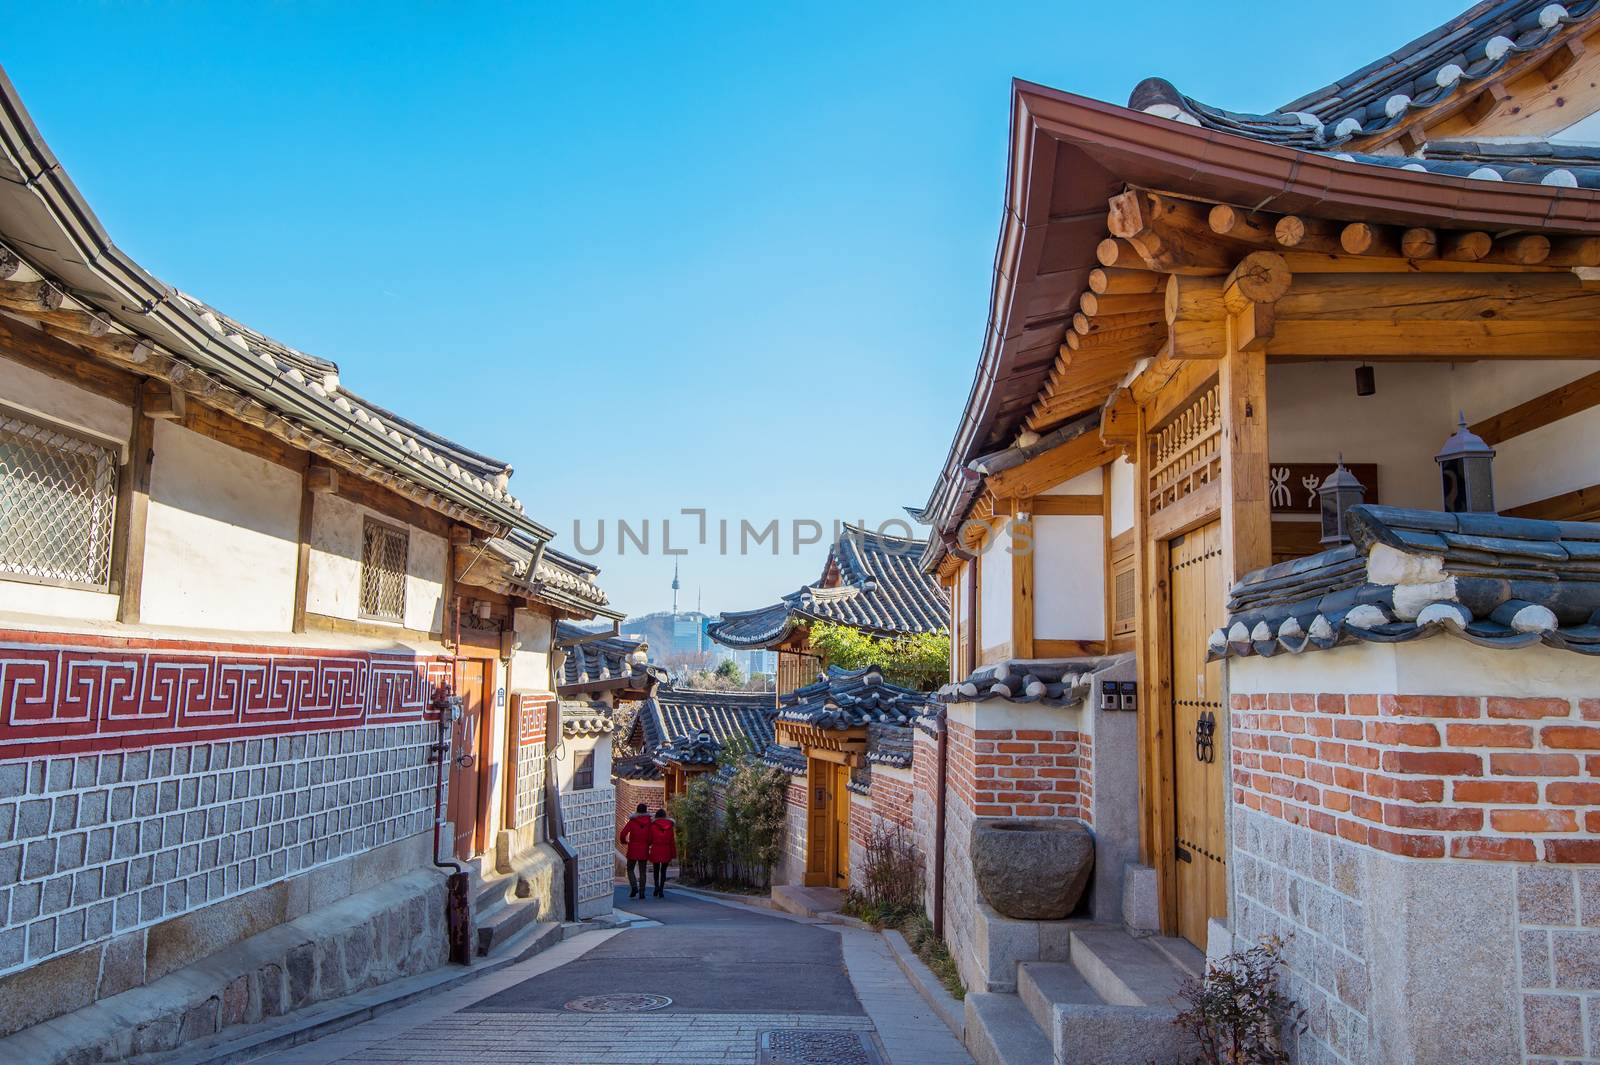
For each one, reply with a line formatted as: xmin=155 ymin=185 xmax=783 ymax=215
xmin=563 ymin=783 xmax=615 ymax=919
xmin=514 ymin=739 xmax=546 ymax=839
xmin=941 ymin=788 xmax=980 ymax=992
xmin=0 ymin=724 xmax=433 ymax=985
xmin=772 ymin=781 xmax=808 ymax=887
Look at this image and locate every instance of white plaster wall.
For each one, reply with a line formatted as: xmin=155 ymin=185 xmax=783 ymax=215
xmin=0 ymin=356 xmax=132 ymax=622
xmin=305 ymin=492 xmax=447 ymax=634
xmin=0 ymin=354 xmax=131 ymax=448
xmin=1228 ymin=636 xmax=1600 ymax=698
xmin=1033 ymin=514 xmax=1105 ymax=641
xmin=1109 ymin=457 xmax=1135 ymax=535
xmin=1039 ymin=469 xmax=1101 ymax=496
xmin=979 ymin=524 xmax=1012 ymax=651
xmin=1268 ymin=360 xmax=1600 ymax=515
xmin=510 ymin=608 xmax=554 ymax=693
xmin=556 ymin=732 xmax=611 ymax=792
xmin=141 ymin=420 xmax=300 ymax=632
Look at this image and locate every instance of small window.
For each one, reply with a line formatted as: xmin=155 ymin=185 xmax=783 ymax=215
xmin=0 ymin=407 xmax=118 ymax=590
xmin=572 ymin=747 xmax=595 ymax=790
xmin=360 ymin=518 xmax=408 ymax=621
xmin=1113 ymin=557 xmax=1136 ymax=637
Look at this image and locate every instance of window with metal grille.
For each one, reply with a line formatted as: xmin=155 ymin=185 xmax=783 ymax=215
xmin=0 ymin=408 xmax=118 ymax=590
xmin=1113 ymin=558 xmax=1137 ymax=637
xmin=359 ymin=518 xmax=408 ymax=621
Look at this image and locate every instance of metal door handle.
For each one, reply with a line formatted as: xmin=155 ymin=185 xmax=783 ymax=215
xmin=1195 ymin=710 xmax=1216 ymax=763
xmin=455 ymin=753 xmax=476 ymax=769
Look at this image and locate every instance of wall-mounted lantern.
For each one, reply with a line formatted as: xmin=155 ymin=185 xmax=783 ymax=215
xmin=1318 ymin=457 xmax=1367 ymax=545
xmin=1435 ymin=413 xmax=1495 ymax=514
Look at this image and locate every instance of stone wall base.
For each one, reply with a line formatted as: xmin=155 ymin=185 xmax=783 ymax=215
xmin=0 ymin=867 xmax=448 ymax=1064
xmin=967 ymin=899 xmax=1075 ymax=993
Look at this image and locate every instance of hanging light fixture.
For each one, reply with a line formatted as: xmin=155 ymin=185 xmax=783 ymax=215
xmin=1355 ymin=363 xmax=1375 ymax=396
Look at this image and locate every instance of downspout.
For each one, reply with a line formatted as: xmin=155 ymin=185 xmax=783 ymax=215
xmin=429 ymin=686 xmax=472 ymax=965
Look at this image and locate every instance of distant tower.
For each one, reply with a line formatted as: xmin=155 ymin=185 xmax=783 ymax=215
xmin=671 ymin=559 xmax=680 ymax=616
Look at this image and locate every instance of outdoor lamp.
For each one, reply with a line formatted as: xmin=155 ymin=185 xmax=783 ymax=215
xmin=1435 ymin=412 xmax=1496 ymax=514
xmin=1318 ymin=457 xmax=1366 ymax=545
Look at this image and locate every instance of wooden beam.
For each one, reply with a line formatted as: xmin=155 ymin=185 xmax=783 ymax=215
xmin=1096 ymin=238 xmax=1149 ymax=270
xmin=1274 ymin=216 xmax=1342 ymax=255
xmin=1144 ymin=360 xmax=1218 ymax=431
xmin=1266 ymin=318 xmax=1600 ymax=358
xmin=1272 ymin=271 xmax=1600 ymax=320
xmin=1471 ymin=369 xmax=1600 ymax=445
xmin=1146 ymin=477 xmax=1221 ymax=543
xmin=1107 ymin=189 xmax=1236 ymax=274
xmin=117 ymin=392 xmax=156 ymax=624
xmin=1539 ymin=38 xmax=1584 ymax=82
xmin=1462 ymin=82 xmax=1511 ymax=126
xmin=143 ymin=379 xmax=186 ymax=420
xmin=0 ymin=280 xmax=64 ymax=313
xmin=1100 ymin=388 xmax=1139 ymax=454
xmin=1219 ymin=339 xmax=1270 ymax=584
xmin=1034 ymin=639 xmax=1106 ymax=658
xmin=1079 ymin=291 xmax=1165 ymax=318
xmin=1031 ymin=494 xmax=1102 ymax=516
xmin=1089 ymin=267 xmax=1164 ymax=295
xmin=986 ymin=430 xmax=1115 ymax=500
xmin=292 ymin=461 xmax=316 ymax=635
xmin=1222 ymin=251 xmax=1291 ymax=353
xmin=1504 ymin=483 xmax=1600 ymax=523
xmin=40 ymin=326 xmax=153 ymax=366
xmin=1010 ymin=501 xmax=1034 ymax=659
xmin=1207 ymin=204 xmax=1275 ymax=246
xmin=306 ymin=463 xmax=339 ymax=494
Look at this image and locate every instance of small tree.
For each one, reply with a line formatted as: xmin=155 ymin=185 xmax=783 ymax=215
xmin=842 ymin=822 xmax=924 ymax=925
xmin=714 ymin=658 xmax=745 ymax=686
xmin=721 ymin=761 xmax=789 ymax=888
xmin=807 ymin=621 xmax=949 ymax=691
xmin=669 ymin=776 xmax=725 ymax=882
xmin=1173 ymin=936 xmax=1306 ymax=1065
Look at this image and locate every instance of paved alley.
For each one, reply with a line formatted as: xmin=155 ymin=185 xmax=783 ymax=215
xmin=246 ymin=885 xmax=972 ymax=1065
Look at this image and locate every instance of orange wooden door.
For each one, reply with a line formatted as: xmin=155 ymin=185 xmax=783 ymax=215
xmin=1170 ymin=521 xmax=1228 ymax=948
xmin=806 ymin=758 xmax=830 ymax=885
xmin=449 ymin=660 xmax=489 ymax=861
xmin=831 ymin=762 xmax=851 ymax=889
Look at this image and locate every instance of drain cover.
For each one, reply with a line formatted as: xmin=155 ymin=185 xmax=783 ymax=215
xmin=562 ymin=993 xmax=673 ymax=1013
xmin=758 ymin=1030 xmax=885 ymax=1065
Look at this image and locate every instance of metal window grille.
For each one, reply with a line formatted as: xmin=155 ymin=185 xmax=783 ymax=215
xmin=1113 ymin=562 xmax=1137 ymax=636
xmin=360 ymin=519 xmax=408 ymax=621
xmin=0 ymin=410 xmax=118 ymax=589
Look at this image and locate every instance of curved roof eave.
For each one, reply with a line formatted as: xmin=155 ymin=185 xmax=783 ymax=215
xmin=921 ymin=78 xmax=1600 ymax=546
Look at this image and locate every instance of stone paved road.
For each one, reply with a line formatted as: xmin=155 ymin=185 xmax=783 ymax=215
xmin=250 ymin=884 xmax=972 ymax=1065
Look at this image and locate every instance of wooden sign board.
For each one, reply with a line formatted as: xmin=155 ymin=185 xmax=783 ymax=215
xmin=1269 ymin=462 xmax=1379 ymax=515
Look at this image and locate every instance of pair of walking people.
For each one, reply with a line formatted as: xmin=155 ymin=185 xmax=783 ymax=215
xmin=620 ymin=804 xmax=676 ymax=899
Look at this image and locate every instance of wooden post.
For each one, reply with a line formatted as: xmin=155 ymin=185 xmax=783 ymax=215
xmin=1133 ymin=402 xmax=1177 ymax=933
xmin=1219 ymin=333 xmax=1271 ymax=584
xmin=291 ymin=462 xmax=316 ymax=634
xmin=116 ymin=390 xmax=156 ymax=624
xmin=1010 ymin=499 xmax=1034 ymax=659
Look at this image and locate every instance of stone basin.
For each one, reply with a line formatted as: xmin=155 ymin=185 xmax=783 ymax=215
xmin=970 ymin=817 xmax=1094 ymax=920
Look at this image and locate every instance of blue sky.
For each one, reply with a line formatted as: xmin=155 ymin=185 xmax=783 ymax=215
xmin=7 ymin=2 xmax=1464 ymax=618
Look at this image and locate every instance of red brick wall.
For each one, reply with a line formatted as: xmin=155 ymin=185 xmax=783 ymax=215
xmin=865 ymin=770 xmax=914 ymax=830
xmin=1232 ymin=692 xmax=1600 ymax=864
xmin=614 ymin=778 xmax=664 ymax=852
xmin=518 ymin=692 xmax=554 ymax=747
xmin=947 ymin=718 xmax=1093 ymax=823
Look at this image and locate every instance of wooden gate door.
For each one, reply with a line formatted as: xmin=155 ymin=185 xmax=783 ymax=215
xmin=831 ymin=763 xmax=852 ymax=889
xmin=449 ymin=660 xmax=489 ymax=861
xmin=806 ymin=757 xmax=831 ymax=886
xmin=1170 ymin=520 xmax=1227 ymax=948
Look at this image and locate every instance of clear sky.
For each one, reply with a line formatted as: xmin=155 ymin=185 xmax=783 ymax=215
xmin=6 ymin=1 xmax=1464 ymax=619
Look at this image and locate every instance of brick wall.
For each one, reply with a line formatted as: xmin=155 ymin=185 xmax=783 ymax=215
xmin=863 ymin=765 xmax=913 ymax=831
xmin=948 ymin=719 xmax=1093 ymax=823
xmin=1232 ymin=692 xmax=1600 ymax=864
xmin=614 ymin=778 xmax=664 ymax=858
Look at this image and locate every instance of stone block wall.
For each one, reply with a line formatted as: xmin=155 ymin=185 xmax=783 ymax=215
xmin=513 ymin=692 xmax=553 ymax=837
xmin=913 ymin=727 xmax=941 ymax=920
xmin=563 ymin=784 xmax=615 ymax=919
xmin=773 ymin=775 xmax=808 ymax=887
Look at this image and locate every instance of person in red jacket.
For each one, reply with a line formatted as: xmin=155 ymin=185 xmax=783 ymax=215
xmin=619 ymin=803 xmax=653 ymax=899
xmin=647 ymin=807 xmax=677 ymax=898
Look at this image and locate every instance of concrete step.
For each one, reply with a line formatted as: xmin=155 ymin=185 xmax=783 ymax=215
xmin=472 ymin=866 xmax=521 ymax=913
xmin=475 ymin=893 xmax=548 ymax=957
xmin=1068 ymin=924 xmax=1191 ymax=1009
xmin=771 ymin=884 xmax=844 ymax=919
xmin=1016 ymin=962 xmax=1100 ymax=1037
xmin=964 ymin=992 xmax=1053 ymax=1065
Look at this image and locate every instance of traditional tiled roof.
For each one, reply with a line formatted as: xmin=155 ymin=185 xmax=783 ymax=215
xmin=561 ymin=701 xmax=615 ymax=738
xmin=865 ymin=724 xmax=913 ymax=769
xmin=1212 ymin=505 xmax=1600 ymax=659
xmin=654 ymin=729 xmax=724 ymax=770
xmin=613 ymin=754 xmax=662 ymax=782
xmin=555 ymin=621 xmax=667 ymax=695
xmin=777 ymin=666 xmax=933 ymax=730
xmin=637 ymin=689 xmax=776 ymax=757
xmin=759 ymin=742 xmax=808 ymax=776
xmin=484 ymin=537 xmax=618 ymax=618
xmin=709 ymin=525 xmax=949 ymax=649
xmin=937 ymin=660 xmax=1105 ymax=708
xmin=0 ymin=72 xmax=549 ymax=539
xmin=1131 ymin=1 xmax=1600 ymax=187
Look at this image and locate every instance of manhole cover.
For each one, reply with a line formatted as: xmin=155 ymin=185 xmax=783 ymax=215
xmin=562 ymin=993 xmax=673 ymax=1013
xmin=758 ymin=1030 xmax=884 ymax=1065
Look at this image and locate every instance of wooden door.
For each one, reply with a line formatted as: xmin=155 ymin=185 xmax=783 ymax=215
xmin=449 ymin=660 xmax=489 ymax=861
xmin=831 ymin=763 xmax=851 ymax=889
xmin=806 ymin=757 xmax=831 ymax=885
xmin=1169 ymin=521 xmax=1227 ymax=948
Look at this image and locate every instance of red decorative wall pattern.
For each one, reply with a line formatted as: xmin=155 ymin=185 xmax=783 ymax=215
xmin=0 ymin=629 xmax=450 ymax=757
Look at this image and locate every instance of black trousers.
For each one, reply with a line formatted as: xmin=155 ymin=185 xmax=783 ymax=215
xmin=627 ymin=859 xmax=648 ymax=896
xmin=651 ymin=862 xmax=668 ymax=894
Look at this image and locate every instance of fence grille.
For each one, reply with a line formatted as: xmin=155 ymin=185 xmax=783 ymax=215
xmin=0 ymin=410 xmax=118 ymax=588
xmin=360 ymin=518 xmax=408 ymax=621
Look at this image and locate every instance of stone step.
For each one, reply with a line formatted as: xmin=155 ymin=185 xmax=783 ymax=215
xmin=771 ymin=884 xmax=844 ymax=919
xmin=475 ymin=894 xmax=547 ymax=957
xmin=1067 ymin=925 xmax=1191 ymax=1009
xmin=964 ymin=993 xmax=1053 ymax=1065
xmin=1016 ymin=962 xmax=1101 ymax=1037
xmin=472 ymin=866 xmax=521 ymax=913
